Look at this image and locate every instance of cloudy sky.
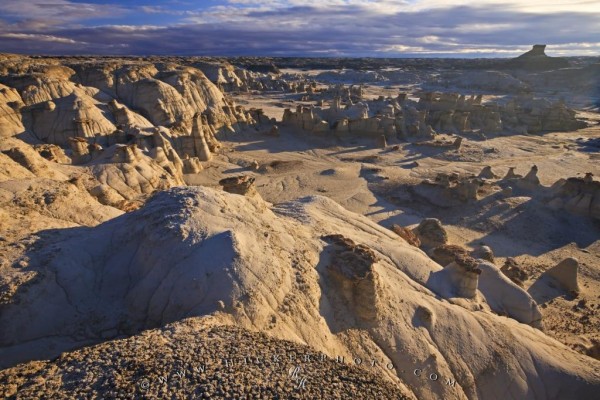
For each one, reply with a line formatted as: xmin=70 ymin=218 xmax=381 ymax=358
xmin=0 ymin=0 xmax=598 ymax=57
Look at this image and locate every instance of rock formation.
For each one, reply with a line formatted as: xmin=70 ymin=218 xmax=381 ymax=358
xmin=471 ymin=245 xmax=495 ymax=262
xmin=0 ymin=183 xmax=598 ymax=398
xmin=548 ymin=174 xmax=600 ymax=220
xmin=430 ymin=244 xmax=469 ymax=267
xmin=500 ymin=258 xmax=529 ymax=287
xmin=219 ymin=175 xmax=260 ymax=198
xmin=0 ymin=57 xmax=260 ymax=172
xmin=413 ymin=218 xmax=448 ymax=250
xmin=478 ymin=166 xmax=499 ymax=179
xmin=505 ymin=44 xmax=570 ymax=71
xmin=543 ymin=257 xmax=580 ymax=293
xmin=322 ymin=234 xmax=380 ymax=322
xmin=390 ymin=224 xmax=421 ymax=247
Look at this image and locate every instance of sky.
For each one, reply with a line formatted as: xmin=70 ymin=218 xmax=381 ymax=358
xmin=0 ymin=0 xmax=598 ymax=57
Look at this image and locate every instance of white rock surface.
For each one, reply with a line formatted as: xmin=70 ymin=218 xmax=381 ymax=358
xmin=1 ymin=186 xmax=598 ymax=399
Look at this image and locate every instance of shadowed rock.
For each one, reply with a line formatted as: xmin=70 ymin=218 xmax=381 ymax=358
xmin=544 ymin=257 xmax=580 ymax=294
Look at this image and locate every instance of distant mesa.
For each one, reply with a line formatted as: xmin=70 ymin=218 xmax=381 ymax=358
xmin=244 ymin=63 xmax=280 ymax=75
xmin=505 ymin=44 xmax=570 ymax=71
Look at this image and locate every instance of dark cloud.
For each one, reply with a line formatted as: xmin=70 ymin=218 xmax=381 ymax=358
xmin=0 ymin=2 xmax=598 ymax=57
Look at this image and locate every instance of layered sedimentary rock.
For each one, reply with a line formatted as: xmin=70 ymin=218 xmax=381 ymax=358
xmin=0 ymin=57 xmax=261 ymax=170
xmin=0 ymin=83 xmax=25 ymax=137
xmin=1 ymin=187 xmax=597 ymax=399
xmin=193 ymin=59 xmax=311 ymax=93
xmin=87 ymin=144 xmax=185 ymax=210
xmin=281 ymin=87 xmax=585 ymax=140
xmin=548 ymin=174 xmax=600 ymax=220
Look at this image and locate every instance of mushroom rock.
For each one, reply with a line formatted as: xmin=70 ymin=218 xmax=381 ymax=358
xmin=428 ymin=254 xmax=482 ymax=299
xmin=413 ymin=218 xmax=448 ymax=250
xmin=321 ymin=234 xmax=380 ymax=322
xmin=544 ymin=257 xmax=580 ymax=293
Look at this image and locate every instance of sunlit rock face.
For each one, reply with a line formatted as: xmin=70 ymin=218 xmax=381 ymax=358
xmin=0 ymin=57 xmax=261 ymax=168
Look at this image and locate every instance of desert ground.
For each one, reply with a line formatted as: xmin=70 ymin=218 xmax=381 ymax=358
xmin=0 ymin=46 xmax=599 ymax=399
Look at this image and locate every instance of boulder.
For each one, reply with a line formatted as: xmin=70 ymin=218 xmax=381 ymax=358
xmin=545 ymin=257 xmax=580 ymax=293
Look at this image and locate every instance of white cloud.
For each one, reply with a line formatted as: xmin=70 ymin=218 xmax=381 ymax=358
xmin=0 ymin=32 xmax=86 ymax=45
xmin=0 ymin=0 xmax=598 ymax=56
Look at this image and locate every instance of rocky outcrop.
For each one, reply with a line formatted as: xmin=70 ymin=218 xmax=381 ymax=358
xmin=500 ymin=258 xmax=529 ymax=287
xmin=219 ymin=175 xmax=260 ymax=198
xmin=0 ymin=321 xmax=409 ymax=399
xmin=471 ymin=245 xmax=495 ymax=263
xmin=430 ymin=244 xmax=469 ymax=267
xmin=548 ymin=174 xmax=600 ymax=220
xmin=0 ymin=57 xmax=259 ymax=170
xmin=0 ymin=187 xmax=597 ymax=399
xmin=86 ymin=144 xmax=185 ymax=210
xmin=282 ymin=88 xmax=585 ymax=141
xmin=0 ymin=83 xmax=25 ymax=137
xmin=421 ymin=172 xmax=485 ymax=203
xmin=29 ymin=93 xmax=117 ymax=147
xmin=478 ymin=261 xmax=544 ymax=328
xmin=322 ymin=234 xmax=380 ymax=322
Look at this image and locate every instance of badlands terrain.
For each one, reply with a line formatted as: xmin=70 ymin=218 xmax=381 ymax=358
xmin=0 ymin=45 xmax=599 ymax=399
